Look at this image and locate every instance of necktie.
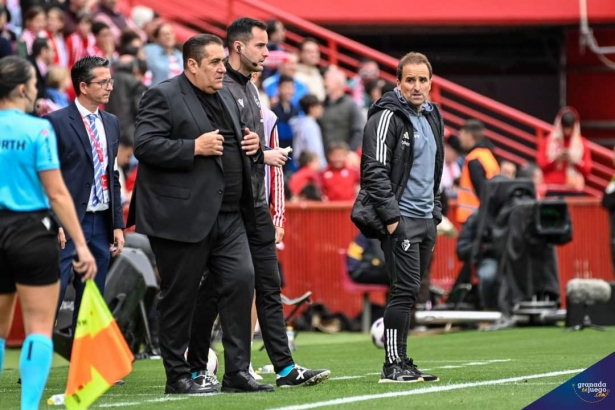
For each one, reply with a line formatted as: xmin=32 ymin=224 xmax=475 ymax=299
xmin=87 ymin=114 xmax=104 ymax=205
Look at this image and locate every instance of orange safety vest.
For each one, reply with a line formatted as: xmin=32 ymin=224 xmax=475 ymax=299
xmin=456 ymin=147 xmax=500 ymax=223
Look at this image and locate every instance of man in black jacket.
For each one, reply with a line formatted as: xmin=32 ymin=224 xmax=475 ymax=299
xmin=128 ymin=34 xmax=272 ymax=394
xmin=187 ymin=17 xmax=330 ymax=390
xmin=352 ymin=52 xmax=443 ymax=383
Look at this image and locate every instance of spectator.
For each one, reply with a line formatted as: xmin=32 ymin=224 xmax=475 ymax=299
xmin=61 ymin=0 xmax=87 ymax=37
xmin=288 ymin=151 xmax=323 ymax=198
xmin=262 ymin=52 xmax=308 ymax=106
xmin=144 ymin=22 xmax=182 ymax=86
xmin=106 ymin=54 xmax=148 ymax=143
xmin=319 ymin=66 xmax=365 ymax=151
xmin=295 ymin=37 xmax=325 ymax=101
xmin=499 ymin=160 xmax=516 ymax=179
xmin=119 ymin=30 xmax=145 ymax=58
xmin=290 ymin=93 xmax=327 ymax=169
xmin=116 ymin=135 xmax=134 ymax=204
xmin=537 ymin=107 xmax=592 ymax=194
xmin=94 ymin=0 xmax=145 ymax=46
xmin=30 ymin=37 xmax=54 ymax=100
xmin=271 ymin=74 xmax=299 ymax=149
xmin=263 ymin=19 xmax=285 ymax=79
xmin=321 ymin=141 xmax=360 ymax=201
xmin=517 ymin=161 xmax=545 ymax=199
xmin=349 ymin=59 xmax=380 ymax=108
xmin=45 ymin=65 xmax=70 ymax=107
xmin=346 ymin=233 xmax=388 ymax=285
xmin=92 ymin=21 xmax=116 ymax=61
xmin=0 ymin=3 xmax=17 ymax=42
xmin=46 ymin=7 xmax=68 ymax=68
xmin=17 ymin=6 xmax=47 ymax=56
xmin=456 ymin=119 xmax=500 ymax=224
xmin=441 ymin=134 xmax=462 ymax=198
xmin=65 ymin=11 xmax=96 ymax=67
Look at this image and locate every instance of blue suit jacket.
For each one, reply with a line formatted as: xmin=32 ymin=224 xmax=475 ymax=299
xmin=45 ymin=102 xmax=125 ymax=241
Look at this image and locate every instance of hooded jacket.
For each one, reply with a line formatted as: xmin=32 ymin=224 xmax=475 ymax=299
xmin=351 ymin=90 xmax=444 ymax=238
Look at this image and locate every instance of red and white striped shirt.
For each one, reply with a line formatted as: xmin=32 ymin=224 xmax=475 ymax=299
xmin=66 ymin=32 xmax=98 ymax=67
xmin=262 ymin=106 xmax=286 ymax=229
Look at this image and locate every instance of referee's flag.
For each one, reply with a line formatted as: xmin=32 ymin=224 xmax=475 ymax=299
xmin=64 ymin=280 xmax=134 ymax=410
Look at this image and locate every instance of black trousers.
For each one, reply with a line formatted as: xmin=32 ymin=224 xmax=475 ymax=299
xmin=381 ymin=216 xmax=436 ymax=364
xmin=149 ymin=211 xmax=254 ymax=383
xmin=189 ymin=205 xmax=293 ymax=373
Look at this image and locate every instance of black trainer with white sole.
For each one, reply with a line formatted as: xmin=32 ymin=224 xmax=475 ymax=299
xmin=379 ymin=361 xmax=423 ymax=383
xmin=193 ymin=369 xmax=221 ymax=389
xmin=405 ymin=358 xmax=439 ymax=382
xmin=276 ymin=365 xmax=331 ymax=388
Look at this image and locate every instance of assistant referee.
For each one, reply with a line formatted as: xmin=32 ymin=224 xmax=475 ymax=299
xmin=0 ymin=56 xmax=97 ymax=410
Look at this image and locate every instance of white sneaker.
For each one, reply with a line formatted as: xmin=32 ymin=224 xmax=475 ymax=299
xmin=249 ymin=362 xmax=263 ymax=381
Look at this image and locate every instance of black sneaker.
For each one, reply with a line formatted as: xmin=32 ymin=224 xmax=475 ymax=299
xmin=405 ymin=358 xmax=439 ymax=382
xmin=276 ymin=365 xmax=331 ymax=388
xmin=193 ymin=369 xmax=221 ymax=389
xmin=379 ymin=360 xmax=423 ymax=383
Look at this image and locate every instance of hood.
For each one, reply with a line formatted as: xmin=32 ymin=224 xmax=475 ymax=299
xmin=367 ymin=89 xmax=434 ymax=121
xmin=551 ymin=106 xmax=581 ymax=140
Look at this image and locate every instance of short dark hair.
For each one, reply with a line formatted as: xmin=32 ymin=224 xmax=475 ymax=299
xmin=31 ymin=37 xmax=50 ymax=57
xmin=278 ymin=74 xmax=294 ymax=87
xmin=517 ymin=162 xmax=539 ymax=179
xmin=24 ymin=6 xmax=45 ymax=23
xmin=298 ymin=150 xmax=318 ymax=168
xmin=396 ymin=52 xmax=433 ymax=80
xmin=460 ymin=119 xmax=485 ymax=141
xmin=446 ymin=135 xmax=463 ymax=153
xmin=119 ymin=135 xmax=134 ymax=147
xmin=92 ymin=21 xmax=110 ymax=36
xmin=299 ymin=37 xmax=319 ymax=51
xmin=266 ymin=19 xmax=279 ymax=37
xmin=182 ymin=34 xmax=224 ymax=68
xmin=71 ymin=56 xmax=110 ymax=95
xmin=153 ymin=22 xmax=172 ymax=40
xmin=299 ymin=94 xmax=321 ymax=114
xmin=327 ymin=141 xmax=349 ymax=154
xmin=226 ymin=17 xmax=267 ymax=51
xmin=120 ymin=30 xmax=141 ymax=49
xmin=0 ymin=56 xmax=33 ymax=100
xmin=75 ymin=10 xmax=92 ymax=24
xmin=561 ymin=111 xmax=577 ymax=128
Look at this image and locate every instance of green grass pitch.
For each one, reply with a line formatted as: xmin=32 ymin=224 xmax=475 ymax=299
xmin=1 ymin=327 xmax=613 ymax=409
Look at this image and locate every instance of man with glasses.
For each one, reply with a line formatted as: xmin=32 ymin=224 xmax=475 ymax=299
xmin=45 ymin=56 xmax=125 ymax=335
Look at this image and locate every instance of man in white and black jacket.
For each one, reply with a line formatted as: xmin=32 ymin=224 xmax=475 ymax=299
xmin=352 ymin=52 xmax=444 ymax=383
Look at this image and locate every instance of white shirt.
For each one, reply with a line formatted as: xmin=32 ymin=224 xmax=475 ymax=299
xmin=75 ymin=98 xmax=109 ymax=212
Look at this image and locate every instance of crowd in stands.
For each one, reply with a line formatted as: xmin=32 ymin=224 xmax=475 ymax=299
xmin=1 ymin=1 xmax=602 ymax=321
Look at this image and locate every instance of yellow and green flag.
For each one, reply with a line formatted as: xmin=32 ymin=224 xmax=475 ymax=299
xmin=65 ymin=280 xmax=134 ymax=410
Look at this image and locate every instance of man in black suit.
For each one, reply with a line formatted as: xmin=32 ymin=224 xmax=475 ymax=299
xmin=127 ymin=34 xmax=272 ymax=395
xmin=45 ymin=56 xmax=125 ymax=331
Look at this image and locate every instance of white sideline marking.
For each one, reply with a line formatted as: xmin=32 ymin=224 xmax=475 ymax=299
xmin=330 ymin=376 xmax=364 ymax=381
xmin=268 ymin=369 xmax=584 ymax=410
xmin=97 ymin=397 xmax=188 ymax=407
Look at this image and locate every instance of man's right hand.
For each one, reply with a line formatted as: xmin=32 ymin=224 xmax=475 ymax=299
xmin=194 ymin=130 xmax=224 ymax=156
xmin=264 ymin=148 xmax=289 ymax=167
xmin=387 ymin=221 xmax=399 ymax=234
xmin=58 ymin=227 xmax=66 ymax=249
xmin=73 ymin=245 xmax=97 ymax=281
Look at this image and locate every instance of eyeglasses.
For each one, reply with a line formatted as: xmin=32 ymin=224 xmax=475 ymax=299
xmin=86 ymin=79 xmax=114 ymax=89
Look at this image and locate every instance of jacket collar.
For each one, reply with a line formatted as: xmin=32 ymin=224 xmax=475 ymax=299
xmin=224 ymin=61 xmax=252 ymax=85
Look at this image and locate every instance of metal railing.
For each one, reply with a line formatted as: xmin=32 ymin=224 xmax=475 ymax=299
xmin=125 ymin=0 xmax=615 ymax=197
